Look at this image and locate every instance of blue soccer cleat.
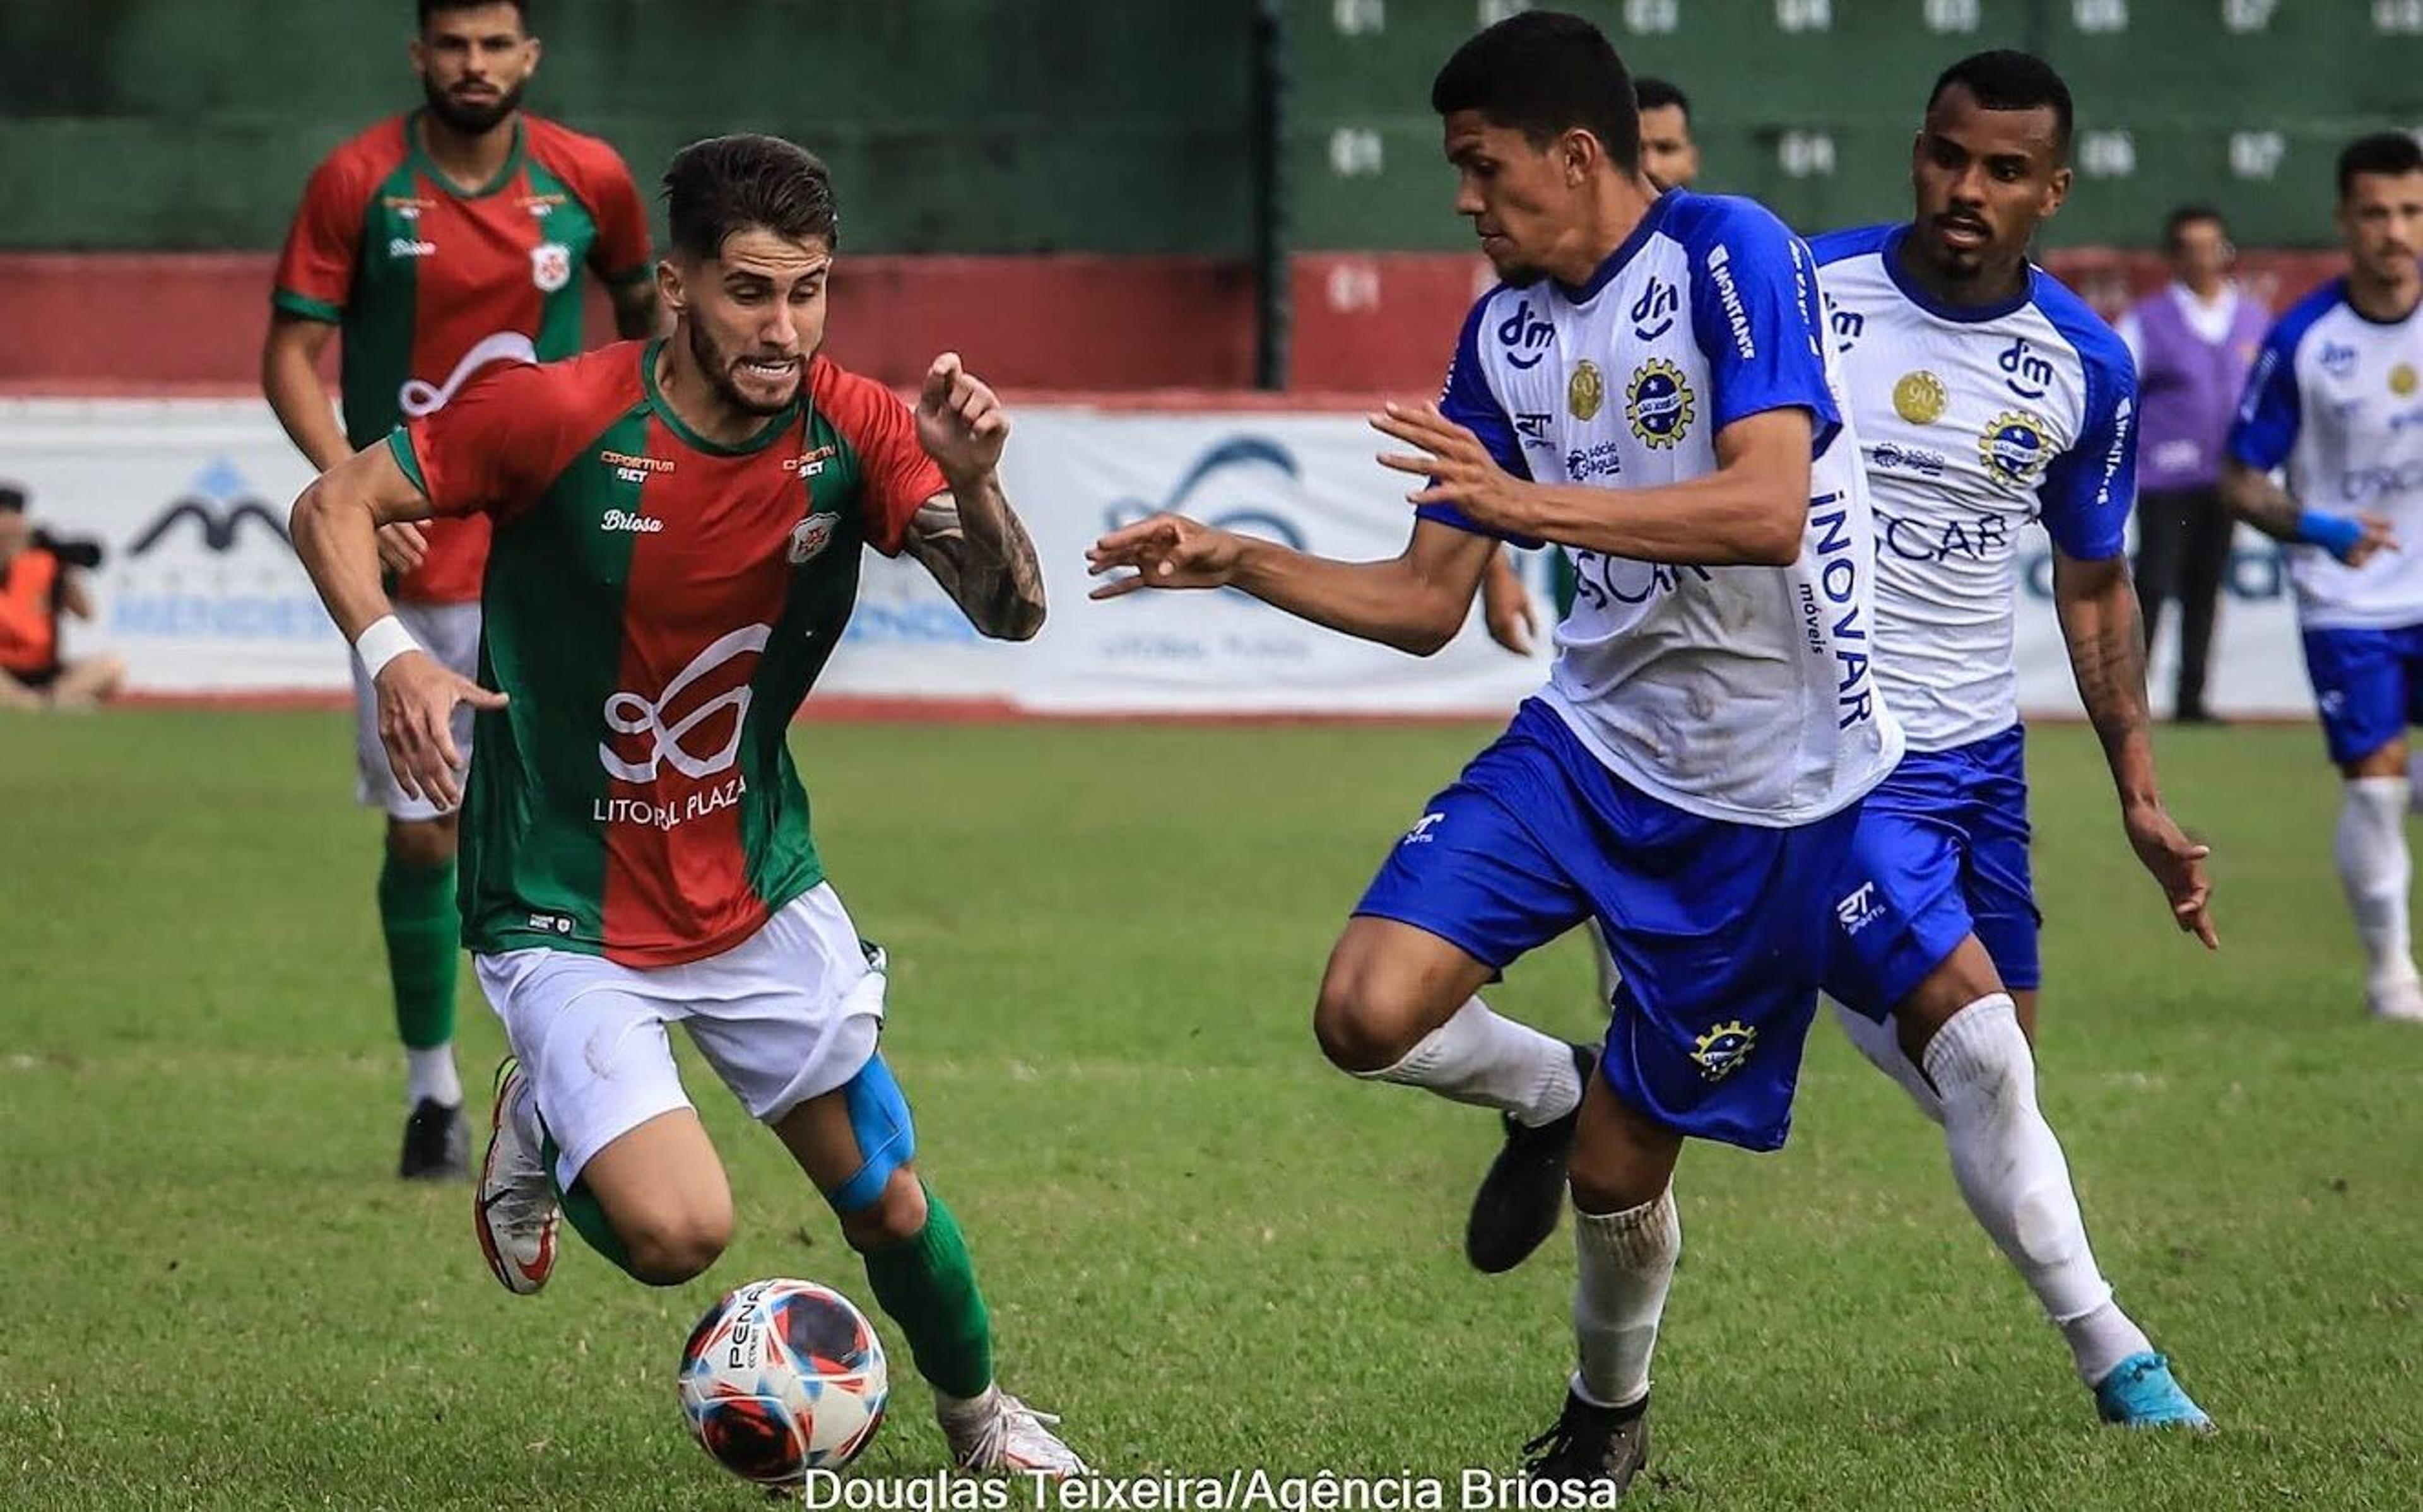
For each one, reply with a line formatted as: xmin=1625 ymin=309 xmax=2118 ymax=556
xmin=2094 ymin=1351 xmax=2213 ymax=1431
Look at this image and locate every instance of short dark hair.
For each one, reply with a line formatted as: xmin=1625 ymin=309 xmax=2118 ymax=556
xmin=2339 ymin=131 xmax=2423 ymax=199
xmin=1927 ymin=49 xmax=2073 ymax=161
xmin=2163 ymin=203 xmax=2227 ymax=250
xmin=663 ymin=134 xmax=839 ymax=262
xmin=417 ymin=0 xmax=529 ymax=30
xmin=1431 ymin=11 xmax=1639 ymax=173
xmin=1634 ymin=77 xmax=1689 ymax=121
xmin=0 ymin=484 xmax=24 ymax=515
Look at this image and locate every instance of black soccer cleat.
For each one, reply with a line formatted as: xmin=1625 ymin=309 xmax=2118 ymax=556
xmin=1522 ymin=1387 xmax=1649 ymax=1496
xmin=1465 ymin=1042 xmax=1599 ymax=1274
xmin=399 ymin=1098 xmax=469 ymax=1180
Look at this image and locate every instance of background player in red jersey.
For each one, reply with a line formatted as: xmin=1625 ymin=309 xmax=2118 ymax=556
xmin=262 ymin=0 xmax=659 ymax=1180
xmin=285 ymin=132 xmax=1083 ymax=1477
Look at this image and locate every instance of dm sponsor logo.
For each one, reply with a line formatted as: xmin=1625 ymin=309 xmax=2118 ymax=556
xmin=1497 ymin=297 xmax=1553 ymax=370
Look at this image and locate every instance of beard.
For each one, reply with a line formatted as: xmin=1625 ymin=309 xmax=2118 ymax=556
xmin=688 ymin=318 xmax=801 ymax=417
xmin=422 ymin=75 xmax=525 ymax=136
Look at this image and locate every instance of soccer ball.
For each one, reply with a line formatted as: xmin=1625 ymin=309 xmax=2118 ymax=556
xmin=676 ymin=1278 xmax=889 ymax=1486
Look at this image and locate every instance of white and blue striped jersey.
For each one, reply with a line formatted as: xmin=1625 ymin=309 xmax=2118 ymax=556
xmin=1810 ymin=223 xmax=2138 ymax=751
xmin=2229 ymin=279 xmax=2423 ymax=631
xmin=1431 ymin=189 xmax=1900 ymax=826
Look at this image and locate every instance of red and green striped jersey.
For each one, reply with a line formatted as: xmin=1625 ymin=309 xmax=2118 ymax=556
xmin=274 ymin=110 xmax=652 ymax=604
xmin=389 ymin=340 xmax=947 ymax=967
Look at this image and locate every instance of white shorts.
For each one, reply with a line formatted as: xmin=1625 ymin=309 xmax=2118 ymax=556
xmin=473 ymin=883 xmax=886 ymax=1188
xmin=352 ymin=599 xmax=482 ymax=820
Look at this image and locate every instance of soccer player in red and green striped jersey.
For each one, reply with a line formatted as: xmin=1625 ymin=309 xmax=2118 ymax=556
xmin=288 ymin=133 xmax=1085 ymax=1478
xmin=262 ymin=0 xmax=658 ymax=1181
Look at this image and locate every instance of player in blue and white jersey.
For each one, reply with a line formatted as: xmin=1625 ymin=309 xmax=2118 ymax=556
xmin=1810 ymin=52 xmax=2214 ymax=1429
xmin=1088 ymin=11 xmax=1897 ymax=1491
xmin=2223 ymin=132 xmax=2422 ymax=1024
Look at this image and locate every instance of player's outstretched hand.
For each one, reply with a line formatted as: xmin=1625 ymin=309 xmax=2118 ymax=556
xmin=375 ymin=650 xmax=507 ymax=812
xmin=1371 ymin=401 xmax=1528 ymax=530
xmin=914 ymin=351 xmax=1008 ymax=481
xmin=376 ymin=520 xmax=429 ymax=576
xmin=1085 ymin=513 xmax=1243 ymax=599
xmin=2342 ymin=511 xmax=2398 ymax=568
xmin=2123 ymin=800 xmax=2217 ymax=949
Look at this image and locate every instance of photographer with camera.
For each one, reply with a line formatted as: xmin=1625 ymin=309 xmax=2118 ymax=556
xmin=0 ymin=483 xmax=125 ymax=711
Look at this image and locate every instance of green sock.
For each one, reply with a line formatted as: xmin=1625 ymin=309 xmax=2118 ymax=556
xmin=539 ymin=1123 xmax=636 ymax=1277
xmin=863 ymin=1187 xmax=994 ymax=1400
xmin=377 ymin=853 xmax=458 ymax=1052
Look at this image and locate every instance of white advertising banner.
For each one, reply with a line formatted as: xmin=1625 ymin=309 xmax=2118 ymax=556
xmin=2 ymin=399 xmax=345 ymax=692
xmin=0 ymin=397 xmax=2314 ymax=721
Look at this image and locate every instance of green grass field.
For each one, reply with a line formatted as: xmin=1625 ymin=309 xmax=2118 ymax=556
xmin=1 ymin=710 xmax=2418 ymax=1510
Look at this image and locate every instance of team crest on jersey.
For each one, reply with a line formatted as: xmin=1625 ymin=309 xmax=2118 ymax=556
xmin=1567 ymin=360 xmax=1606 ymax=421
xmin=1978 ymin=410 xmax=2053 ymax=491
xmin=2393 ymin=363 xmax=2419 ymax=398
xmin=530 ymin=242 xmax=572 ymax=293
xmin=1893 ymin=370 xmax=1948 ymax=425
xmin=787 ymin=511 xmax=842 ymax=566
xmin=1625 ymin=358 xmax=1696 ymax=449
xmin=1691 ymin=1020 xmax=1757 ymax=1082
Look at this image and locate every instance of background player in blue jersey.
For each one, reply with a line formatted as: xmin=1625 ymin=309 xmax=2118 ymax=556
xmin=2223 ymin=132 xmax=2421 ymax=1024
xmin=1090 ymin=13 xmax=1899 ymax=1492
xmin=1808 ymin=52 xmax=2215 ymax=1429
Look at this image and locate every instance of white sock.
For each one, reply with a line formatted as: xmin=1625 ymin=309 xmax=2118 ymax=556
xmin=1829 ymin=997 xmax=1945 ymax=1125
xmin=1571 ymin=1188 xmax=1678 ymax=1410
xmin=2337 ymin=777 xmax=2418 ymax=990
xmin=2406 ymin=751 xmax=2423 ymax=812
xmin=1923 ymin=995 xmax=2151 ymax=1386
xmin=406 ymin=1043 xmax=462 ymax=1109
xmin=1360 ymin=997 xmax=1580 ymax=1127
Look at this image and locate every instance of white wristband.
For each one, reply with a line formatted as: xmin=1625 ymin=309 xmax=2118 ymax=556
xmin=354 ymin=614 xmax=423 ymax=681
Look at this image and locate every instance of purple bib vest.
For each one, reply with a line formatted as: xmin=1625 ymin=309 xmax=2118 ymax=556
xmin=2133 ymin=286 xmax=2270 ymax=493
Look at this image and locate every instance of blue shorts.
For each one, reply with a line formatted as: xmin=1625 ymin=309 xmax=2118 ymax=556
xmin=1353 ymin=698 xmax=1863 ymax=1152
xmin=2302 ymin=623 xmax=2423 ymax=765
xmin=1822 ymin=726 xmax=2038 ymax=1018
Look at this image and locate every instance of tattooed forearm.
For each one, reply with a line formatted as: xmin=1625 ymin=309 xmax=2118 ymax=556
xmin=2054 ymin=551 xmax=2159 ymax=805
xmin=903 ymin=476 xmax=1047 ymax=640
xmin=2220 ymin=460 xmax=2301 ymax=540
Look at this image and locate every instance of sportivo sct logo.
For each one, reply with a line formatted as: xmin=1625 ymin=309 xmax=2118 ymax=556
xmin=399 ymin=331 xmax=539 ymax=417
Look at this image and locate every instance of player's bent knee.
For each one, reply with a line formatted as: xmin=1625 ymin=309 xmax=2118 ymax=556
xmin=1311 ymin=955 xmax=1438 ymax=1073
xmin=1312 ymin=984 xmax=1420 ymax=1074
xmin=620 ymin=1210 xmax=734 ymax=1286
xmin=838 ymin=1167 xmax=929 ymax=1252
